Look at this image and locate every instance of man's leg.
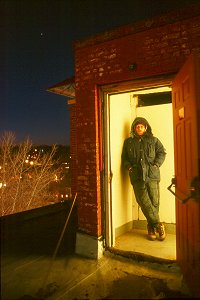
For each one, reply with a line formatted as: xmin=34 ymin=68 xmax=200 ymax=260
xmin=147 ymin=181 xmax=165 ymax=241
xmin=132 ymin=180 xmax=160 ymax=226
xmin=132 ymin=180 xmax=166 ymax=240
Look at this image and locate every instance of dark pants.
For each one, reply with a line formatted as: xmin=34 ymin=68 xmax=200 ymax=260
xmin=132 ymin=180 xmax=160 ymax=227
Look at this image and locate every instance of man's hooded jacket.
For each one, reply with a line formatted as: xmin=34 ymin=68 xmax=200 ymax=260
xmin=121 ymin=117 xmax=166 ymax=183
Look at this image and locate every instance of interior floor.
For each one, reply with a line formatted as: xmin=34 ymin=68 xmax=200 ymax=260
xmin=114 ymin=228 xmax=176 ymax=261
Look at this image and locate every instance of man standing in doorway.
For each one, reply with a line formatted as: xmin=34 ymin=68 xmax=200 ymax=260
xmin=121 ymin=117 xmax=166 ymax=241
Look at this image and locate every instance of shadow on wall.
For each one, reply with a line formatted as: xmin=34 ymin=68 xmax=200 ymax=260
xmin=120 ymin=121 xmax=131 ymax=185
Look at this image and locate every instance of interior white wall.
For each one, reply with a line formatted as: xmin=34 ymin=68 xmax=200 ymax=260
xmin=110 ymin=93 xmax=136 ymax=231
xmin=109 ymin=92 xmax=175 ymax=236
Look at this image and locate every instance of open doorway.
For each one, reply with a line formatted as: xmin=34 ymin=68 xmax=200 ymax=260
xmin=103 ymin=86 xmax=176 ymax=261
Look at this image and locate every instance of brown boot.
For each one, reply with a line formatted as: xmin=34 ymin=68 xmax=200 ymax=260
xmin=156 ymin=222 xmax=166 ymax=241
xmin=147 ymin=224 xmax=156 ymax=241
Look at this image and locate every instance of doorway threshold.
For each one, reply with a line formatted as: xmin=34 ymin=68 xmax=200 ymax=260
xmin=109 ymin=228 xmax=176 ymax=264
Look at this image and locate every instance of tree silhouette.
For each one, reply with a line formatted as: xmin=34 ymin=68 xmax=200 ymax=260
xmin=0 ymin=132 xmax=61 ymax=216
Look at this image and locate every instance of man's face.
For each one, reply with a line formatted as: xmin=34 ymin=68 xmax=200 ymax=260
xmin=135 ymin=123 xmax=147 ymax=136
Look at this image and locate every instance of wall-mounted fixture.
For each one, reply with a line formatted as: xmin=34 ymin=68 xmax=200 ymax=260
xmin=128 ymin=63 xmax=137 ymax=71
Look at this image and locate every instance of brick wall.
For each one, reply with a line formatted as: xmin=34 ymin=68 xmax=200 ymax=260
xmin=69 ymin=101 xmax=77 ymax=197
xmin=73 ymin=5 xmax=200 ymax=237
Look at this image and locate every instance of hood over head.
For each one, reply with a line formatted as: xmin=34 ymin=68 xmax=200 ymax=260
xmin=131 ymin=117 xmax=153 ymax=137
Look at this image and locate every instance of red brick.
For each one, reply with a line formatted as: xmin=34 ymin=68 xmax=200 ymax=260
xmin=72 ymin=5 xmax=200 ymax=237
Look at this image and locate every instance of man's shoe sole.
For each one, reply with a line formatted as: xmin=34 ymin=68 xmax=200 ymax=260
xmin=148 ymin=235 xmax=156 ymax=241
xmin=157 ymin=235 xmax=166 ymax=241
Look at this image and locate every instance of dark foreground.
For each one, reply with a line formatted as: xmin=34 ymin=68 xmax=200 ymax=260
xmin=1 ymin=251 xmax=192 ymax=300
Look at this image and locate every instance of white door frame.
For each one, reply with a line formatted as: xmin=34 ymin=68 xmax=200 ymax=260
xmin=103 ymin=92 xmax=114 ymax=247
xmin=102 ymin=81 xmax=174 ymax=248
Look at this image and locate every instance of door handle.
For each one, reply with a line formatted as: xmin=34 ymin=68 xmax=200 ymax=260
xmin=167 ymin=176 xmax=200 ymax=204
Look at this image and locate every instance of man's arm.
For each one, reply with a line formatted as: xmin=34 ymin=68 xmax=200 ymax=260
xmin=154 ymin=138 xmax=166 ymax=167
xmin=121 ymin=139 xmax=132 ymax=171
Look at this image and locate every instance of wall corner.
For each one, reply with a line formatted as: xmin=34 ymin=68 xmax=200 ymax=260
xmin=75 ymin=232 xmax=104 ymax=259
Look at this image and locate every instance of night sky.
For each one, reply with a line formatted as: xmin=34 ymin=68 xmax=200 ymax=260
xmin=2 ymin=0 xmax=198 ymax=145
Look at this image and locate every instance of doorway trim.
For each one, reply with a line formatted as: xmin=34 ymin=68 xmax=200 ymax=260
xmin=101 ymin=74 xmax=175 ymax=249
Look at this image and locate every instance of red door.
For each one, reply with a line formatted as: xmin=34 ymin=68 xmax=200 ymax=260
xmin=172 ymin=52 xmax=200 ymax=297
